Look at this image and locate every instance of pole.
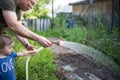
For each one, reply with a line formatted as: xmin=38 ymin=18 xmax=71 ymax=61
xmin=51 ymin=0 xmax=54 ymax=29
xmin=88 ymin=0 xmax=93 ymax=27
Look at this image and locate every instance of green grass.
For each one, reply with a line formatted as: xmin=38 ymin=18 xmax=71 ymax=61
xmin=32 ymin=26 xmax=87 ymax=43
xmin=6 ymin=30 xmax=58 ymax=80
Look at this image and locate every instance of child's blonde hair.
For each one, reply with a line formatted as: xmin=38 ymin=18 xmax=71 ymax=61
xmin=0 ymin=34 xmax=14 ymax=49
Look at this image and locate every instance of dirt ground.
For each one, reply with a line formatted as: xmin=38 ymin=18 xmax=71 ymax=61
xmin=51 ymin=44 xmax=120 ymax=80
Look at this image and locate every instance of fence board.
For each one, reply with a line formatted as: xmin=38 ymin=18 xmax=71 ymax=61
xmin=24 ymin=19 xmax=51 ymax=32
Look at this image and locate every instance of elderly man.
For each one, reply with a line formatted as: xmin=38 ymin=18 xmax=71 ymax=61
xmin=0 ymin=0 xmax=51 ymax=49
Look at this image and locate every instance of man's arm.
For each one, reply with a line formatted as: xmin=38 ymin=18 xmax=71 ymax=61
xmin=2 ymin=11 xmax=51 ymax=47
xmin=15 ymin=33 xmax=29 ymax=46
xmin=15 ymin=34 xmax=35 ymax=50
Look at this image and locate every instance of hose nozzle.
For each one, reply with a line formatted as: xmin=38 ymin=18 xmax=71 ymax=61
xmin=51 ymin=40 xmax=60 ymax=46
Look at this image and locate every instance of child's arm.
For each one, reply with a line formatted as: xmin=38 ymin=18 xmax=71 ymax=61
xmin=17 ymin=47 xmax=43 ymax=57
xmin=17 ymin=50 xmax=38 ymax=57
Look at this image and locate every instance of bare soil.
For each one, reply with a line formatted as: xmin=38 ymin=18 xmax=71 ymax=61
xmin=51 ymin=44 xmax=120 ymax=80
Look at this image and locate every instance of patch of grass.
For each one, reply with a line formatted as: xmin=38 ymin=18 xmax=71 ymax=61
xmin=87 ymin=26 xmax=120 ymax=64
xmin=34 ymin=26 xmax=87 ymax=43
xmin=29 ymin=48 xmax=57 ymax=80
xmin=6 ymin=30 xmax=58 ymax=80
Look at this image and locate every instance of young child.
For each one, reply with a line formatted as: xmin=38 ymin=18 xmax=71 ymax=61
xmin=0 ymin=34 xmax=38 ymax=80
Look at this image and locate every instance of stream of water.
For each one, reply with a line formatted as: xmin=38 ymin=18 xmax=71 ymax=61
xmin=59 ymin=40 xmax=120 ymax=72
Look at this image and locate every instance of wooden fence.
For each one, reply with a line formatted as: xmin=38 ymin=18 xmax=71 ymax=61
xmin=24 ymin=19 xmax=51 ymax=32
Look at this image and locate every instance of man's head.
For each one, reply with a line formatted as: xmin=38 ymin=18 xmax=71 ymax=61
xmin=0 ymin=35 xmax=14 ymax=55
xmin=17 ymin=0 xmax=36 ymax=11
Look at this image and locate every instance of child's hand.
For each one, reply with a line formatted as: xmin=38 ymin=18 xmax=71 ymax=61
xmin=29 ymin=49 xmax=38 ymax=56
xmin=30 ymin=47 xmax=43 ymax=56
xmin=17 ymin=49 xmax=39 ymax=57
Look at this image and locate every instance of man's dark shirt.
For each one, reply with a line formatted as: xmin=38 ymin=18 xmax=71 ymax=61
xmin=0 ymin=0 xmax=21 ymax=28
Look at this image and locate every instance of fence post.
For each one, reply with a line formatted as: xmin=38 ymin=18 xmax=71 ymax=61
xmin=88 ymin=0 xmax=93 ymax=27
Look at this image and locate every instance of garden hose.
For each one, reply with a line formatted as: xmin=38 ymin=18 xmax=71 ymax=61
xmin=25 ymin=40 xmax=60 ymax=80
xmin=26 ymin=56 xmax=31 ymax=80
xmin=26 ymin=47 xmax=43 ymax=80
xmin=51 ymin=40 xmax=60 ymax=46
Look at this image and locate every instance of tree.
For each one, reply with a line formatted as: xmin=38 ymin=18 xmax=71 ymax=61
xmin=23 ymin=0 xmax=51 ymax=19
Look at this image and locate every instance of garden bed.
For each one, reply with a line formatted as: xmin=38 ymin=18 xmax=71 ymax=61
xmin=51 ymin=44 xmax=120 ymax=80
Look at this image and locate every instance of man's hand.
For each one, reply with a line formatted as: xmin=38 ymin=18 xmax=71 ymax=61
xmin=38 ymin=36 xmax=52 ymax=47
xmin=25 ymin=44 xmax=35 ymax=50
